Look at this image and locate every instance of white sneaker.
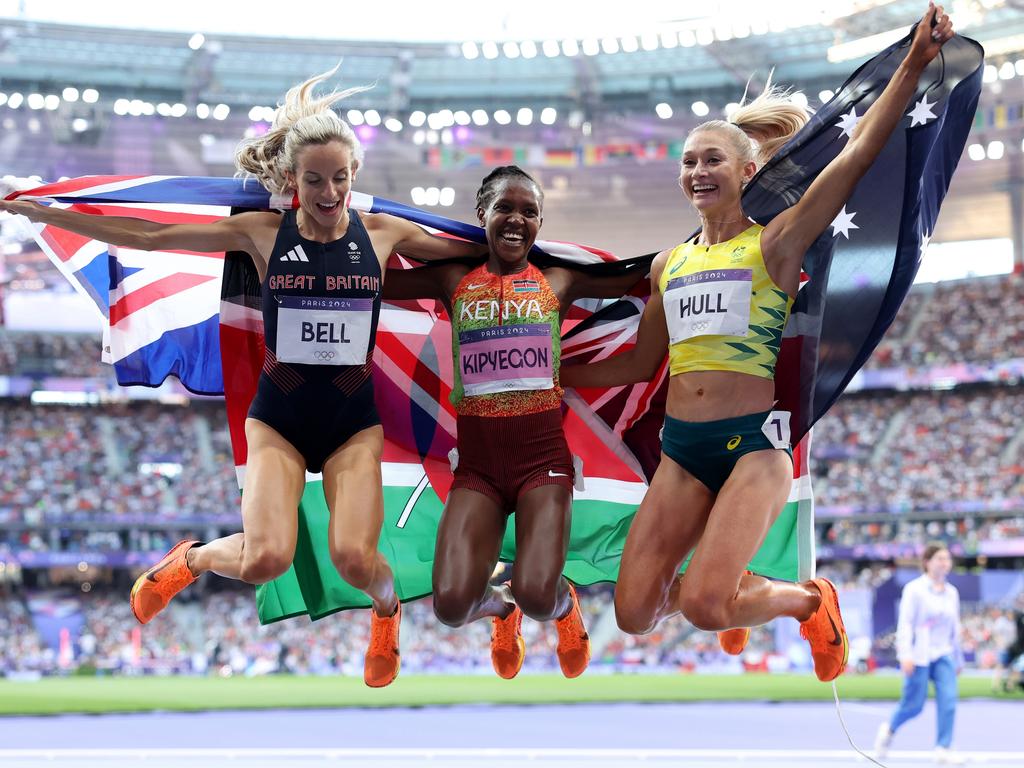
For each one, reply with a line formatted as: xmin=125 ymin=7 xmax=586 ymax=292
xmin=874 ymin=723 xmax=893 ymax=759
xmin=935 ymin=746 xmax=966 ymax=765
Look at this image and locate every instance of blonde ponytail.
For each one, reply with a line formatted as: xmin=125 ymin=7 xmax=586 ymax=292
xmin=234 ymin=64 xmax=372 ymax=194
xmin=689 ymin=77 xmax=810 ymax=168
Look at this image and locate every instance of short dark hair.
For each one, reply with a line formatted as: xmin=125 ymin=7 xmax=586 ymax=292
xmin=922 ymin=542 xmax=949 ymax=570
xmin=475 ymin=165 xmax=544 ymax=212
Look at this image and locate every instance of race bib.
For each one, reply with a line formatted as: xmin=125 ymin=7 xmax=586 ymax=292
xmin=761 ymin=410 xmax=792 ymax=450
xmin=459 ymin=324 xmax=554 ymax=396
xmin=275 ymin=296 xmax=372 ymax=365
xmin=663 ymin=269 xmax=752 ymax=343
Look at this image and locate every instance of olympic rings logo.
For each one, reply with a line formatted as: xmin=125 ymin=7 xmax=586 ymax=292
xmin=313 ymin=351 xmax=336 ymax=361
xmin=690 ymin=320 xmax=711 ymax=332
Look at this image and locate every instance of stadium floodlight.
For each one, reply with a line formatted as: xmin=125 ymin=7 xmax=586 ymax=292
xmin=660 ymin=31 xmax=678 ymax=49
xmin=0 ymin=93 xmax=6 ymax=107
xmin=248 ymin=106 xmax=263 ymax=121
xmin=364 ymin=109 xmax=381 ymax=127
xmin=966 ymin=143 xmax=985 ymax=161
xmin=437 ymin=109 xmax=455 ymax=127
xmin=157 ymin=103 xmax=172 ymax=116
xmin=427 ymin=112 xmax=444 ymax=130
xmin=516 ymin=107 xmax=534 ymax=126
xmin=82 ymin=89 xmax=99 ymax=104
xmin=71 ymin=118 xmax=89 ymax=133
xmin=818 ymin=89 xmax=835 ymax=103
xmin=696 ymin=28 xmax=714 ymax=46
xmin=542 ymin=40 xmax=560 ymax=57
xmin=621 ymin=36 xmax=638 ymax=53
xmin=439 ymin=187 xmax=455 ymax=207
xmin=540 ymin=107 xmax=557 ymax=125
xmin=1016 ymin=59 xmax=1024 ymax=76
xmin=426 ymin=129 xmax=439 ymax=144
xmin=453 ymin=110 xmax=471 ymax=126
xmin=471 ymin=109 xmax=489 ymax=126
xmin=27 ymin=93 xmax=44 ymax=110
xmin=128 ymin=99 xmax=144 ymax=116
xmin=827 ymin=26 xmax=904 ymax=63
xmin=27 ymin=117 xmax=40 ymax=134
xmin=691 ymin=101 xmax=710 ymax=117
xmin=520 ymin=40 xmax=538 ymax=59
xmin=640 ymin=32 xmax=659 ymax=51
xmin=751 ymin=18 xmax=769 ymax=35
xmin=714 ymin=23 xmax=733 ymax=42
xmin=494 ymin=109 xmax=512 ymax=125
xmin=462 ymin=41 xmax=479 ymax=60
xmin=725 ymin=102 xmax=740 ymax=117
xmin=655 ymin=103 xmax=673 ymax=119
xmin=199 ymin=133 xmax=216 ymax=147
xmin=347 ymin=109 xmax=365 ymax=126
xmin=7 ymin=93 xmax=22 ymax=109
xmin=999 ymin=62 xmax=1015 ymax=80
xmin=425 ymin=187 xmax=441 ymax=206
xmin=581 ymin=39 xmax=600 ymax=56
xmin=44 ymin=95 xmax=60 ymax=111
xmin=142 ymin=102 xmax=156 ymax=116
xmin=679 ymin=29 xmax=697 ymax=47
xmin=733 ymin=23 xmax=751 ymax=39
xmin=503 ymin=41 xmax=520 ymax=58
xmin=412 ymin=130 xmax=425 ymax=145
xmin=482 ymin=41 xmax=499 ymax=59
xmin=171 ymin=103 xmax=187 ymax=117
xmin=561 ymin=39 xmax=580 ymax=57
xmin=384 ymin=118 xmax=403 ymax=132
xmin=441 ymin=128 xmax=453 ymax=144
xmin=987 ymin=140 xmax=1005 ymax=160
xmin=114 ymin=99 xmax=130 ymax=116
xmin=791 ymin=92 xmax=809 ymax=110
xmin=411 ymin=186 xmax=426 ymax=205
xmin=62 ymin=87 xmax=79 ymax=102
xmin=601 ymin=37 xmax=619 ymax=55
xmin=212 ymin=103 xmax=230 ymax=120
xmin=196 ymin=103 xmax=211 ymax=119
xmin=409 ymin=110 xmax=426 ymax=127
xmin=188 ymin=32 xmax=205 ymax=50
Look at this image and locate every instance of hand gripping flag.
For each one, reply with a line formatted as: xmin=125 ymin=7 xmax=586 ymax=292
xmin=6 ymin=27 xmax=981 ymax=622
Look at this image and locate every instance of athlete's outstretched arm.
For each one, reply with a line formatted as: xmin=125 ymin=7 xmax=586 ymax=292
xmin=762 ymin=3 xmax=954 ymax=271
xmin=545 ymin=264 xmax=649 ymax=312
xmin=382 ymin=262 xmax=465 ymax=304
xmin=0 ymin=199 xmax=270 ymax=257
xmin=560 ymin=252 xmax=670 ymax=389
xmin=374 ymin=213 xmax=488 ymax=262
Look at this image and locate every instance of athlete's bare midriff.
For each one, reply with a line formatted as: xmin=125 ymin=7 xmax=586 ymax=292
xmin=666 ymin=370 xmax=777 ymax=422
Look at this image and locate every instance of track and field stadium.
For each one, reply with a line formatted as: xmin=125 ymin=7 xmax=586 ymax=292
xmin=1 ymin=2 xmax=1023 ymax=767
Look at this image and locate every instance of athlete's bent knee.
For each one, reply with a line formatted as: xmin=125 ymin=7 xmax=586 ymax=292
xmin=614 ymin=594 xmax=658 ymax=636
xmin=513 ymin=582 xmax=560 ymax=622
xmin=331 ymin=544 xmax=377 ymax=588
xmin=239 ymin=548 xmax=291 ymax=585
xmin=679 ymin=590 xmax=732 ymax=631
xmin=431 ymin=587 xmax=475 ymax=628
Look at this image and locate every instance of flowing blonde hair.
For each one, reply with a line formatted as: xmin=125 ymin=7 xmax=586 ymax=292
xmin=235 ymin=64 xmax=371 ymax=195
xmin=688 ymin=77 xmax=810 ymax=168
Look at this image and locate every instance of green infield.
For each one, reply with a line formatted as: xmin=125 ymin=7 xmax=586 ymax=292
xmin=0 ymin=673 xmax=1015 ymax=716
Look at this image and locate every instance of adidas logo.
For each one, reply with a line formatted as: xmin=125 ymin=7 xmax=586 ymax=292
xmin=280 ymin=245 xmax=309 ymax=262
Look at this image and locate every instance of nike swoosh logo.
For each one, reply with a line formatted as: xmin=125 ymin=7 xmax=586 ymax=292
xmin=146 ymin=558 xmax=177 ymax=583
xmin=827 ymin=613 xmax=843 ymax=646
xmin=467 ymin=283 xmax=488 ymax=290
xmin=548 ymin=471 xmax=568 ymax=477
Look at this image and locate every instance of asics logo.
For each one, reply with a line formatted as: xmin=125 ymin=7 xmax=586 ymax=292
xmin=669 ymin=256 xmax=688 ymax=274
xmin=726 ymin=435 xmax=742 ymax=451
xmin=280 ymin=245 xmax=309 ymax=262
xmin=312 ymin=351 xmax=336 ymax=361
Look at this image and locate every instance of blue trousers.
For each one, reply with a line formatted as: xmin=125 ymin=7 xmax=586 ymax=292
xmin=890 ymin=654 xmax=957 ymax=748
